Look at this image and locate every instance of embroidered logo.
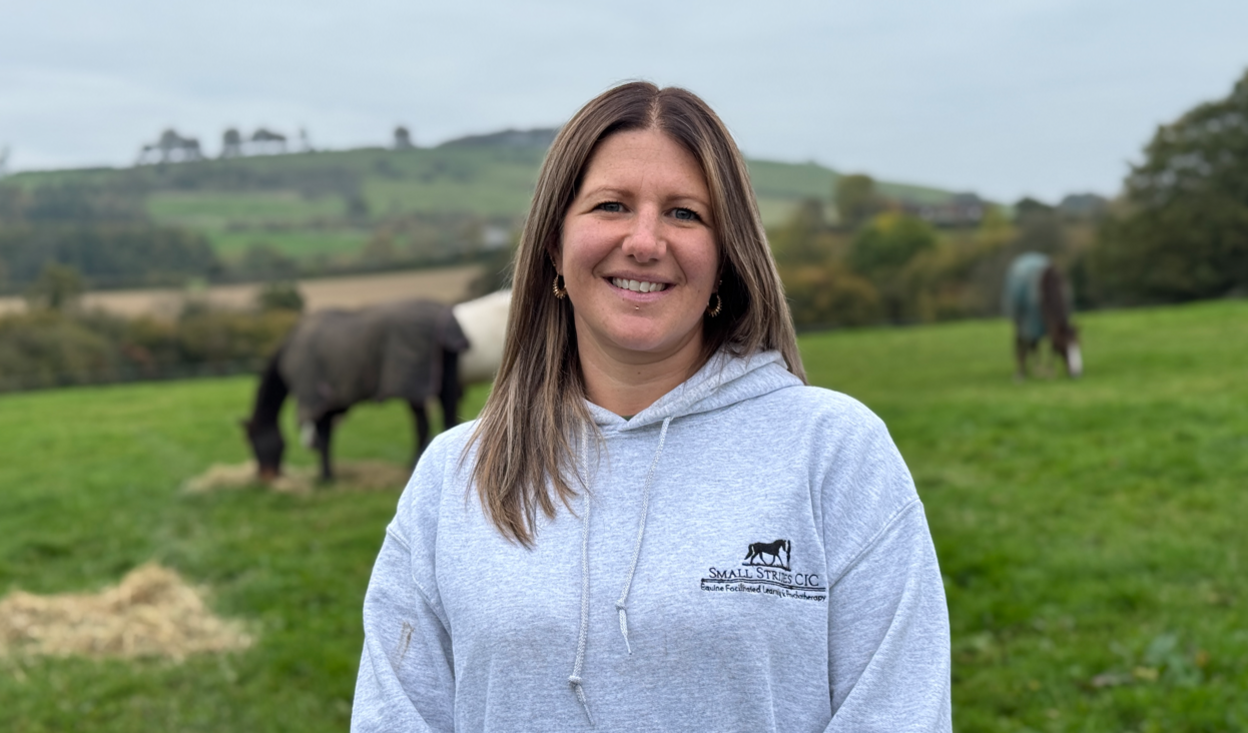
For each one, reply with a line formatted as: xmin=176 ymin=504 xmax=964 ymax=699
xmin=744 ymin=539 xmax=791 ymax=570
xmin=700 ymin=538 xmax=827 ymax=602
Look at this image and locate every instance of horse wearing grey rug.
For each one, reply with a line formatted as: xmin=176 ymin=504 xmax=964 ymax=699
xmin=244 ymin=299 xmax=469 ymax=482
xmin=1003 ymin=252 xmax=1083 ymax=380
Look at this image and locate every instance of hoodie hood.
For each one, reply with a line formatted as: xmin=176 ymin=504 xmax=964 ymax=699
xmin=584 ymin=349 xmax=803 ymax=431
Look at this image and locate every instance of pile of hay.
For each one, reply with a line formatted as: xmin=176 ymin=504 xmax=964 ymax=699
xmin=183 ymin=459 xmax=410 ymax=495
xmin=0 ymin=563 xmax=252 ymax=660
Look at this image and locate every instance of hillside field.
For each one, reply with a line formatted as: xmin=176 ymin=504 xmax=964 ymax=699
xmin=1 ymin=300 xmax=1245 ymax=731
xmin=8 ymin=144 xmax=959 ymax=266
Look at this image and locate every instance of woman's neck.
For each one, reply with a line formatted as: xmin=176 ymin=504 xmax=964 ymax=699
xmin=577 ymin=336 xmax=707 ymax=417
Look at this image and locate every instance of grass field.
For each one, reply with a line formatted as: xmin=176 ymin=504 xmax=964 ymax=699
xmin=1 ymin=300 xmax=1245 ymax=731
xmin=205 ymin=230 xmax=371 ymax=261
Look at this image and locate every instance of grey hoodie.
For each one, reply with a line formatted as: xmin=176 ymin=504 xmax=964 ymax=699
xmin=352 ymin=350 xmax=952 ymax=732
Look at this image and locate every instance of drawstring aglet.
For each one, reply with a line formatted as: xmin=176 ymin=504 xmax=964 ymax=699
xmin=568 ymin=675 xmax=595 ymax=726
xmin=616 ymin=602 xmax=632 ymax=655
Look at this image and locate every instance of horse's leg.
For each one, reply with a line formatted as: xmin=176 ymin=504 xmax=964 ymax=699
xmin=1014 ymin=332 xmax=1028 ymax=381
xmin=314 ymin=409 xmax=343 ymax=482
xmin=408 ymin=400 xmax=431 ymax=465
xmin=439 ymin=348 xmax=462 ymax=431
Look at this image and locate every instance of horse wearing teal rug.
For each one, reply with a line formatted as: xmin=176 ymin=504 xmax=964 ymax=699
xmin=1003 ymin=252 xmax=1083 ymax=379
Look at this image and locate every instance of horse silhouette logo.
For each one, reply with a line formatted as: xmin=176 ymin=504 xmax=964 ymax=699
xmin=743 ymin=539 xmax=791 ymax=570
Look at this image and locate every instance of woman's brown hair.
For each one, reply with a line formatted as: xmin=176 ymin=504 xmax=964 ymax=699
xmin=470 ymin=81 xmax=805 ymax=545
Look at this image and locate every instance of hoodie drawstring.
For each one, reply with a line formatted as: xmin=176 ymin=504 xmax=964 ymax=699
xmin=569 ymin=427 xmax=595 ymax=726
xmin=568 ymin=416 xmax=673 ymax=725
xmin=615 ymin=415 xmax=672 ymax=654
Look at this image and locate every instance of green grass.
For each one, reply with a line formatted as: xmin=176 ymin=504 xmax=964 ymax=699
xmin=0 ymin=382 xmax=489 ymax=732
xmin=148 ymin=191 xmax=347 ymax=230
xmin=206 ymin=229 xmax=371 ymax=261
xmin=2 ymin=300 xmax=1245 ymax=730
xmin=802 ymin=300 xmax=1248 ymax=731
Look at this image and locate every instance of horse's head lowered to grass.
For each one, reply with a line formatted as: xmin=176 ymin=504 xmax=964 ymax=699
xmin=243 ymin=416 xmax=285 ymax=481
xmin=1038 ymin=266 xmax=1082 ymax=378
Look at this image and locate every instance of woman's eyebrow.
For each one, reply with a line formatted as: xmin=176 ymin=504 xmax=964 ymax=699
xmin=577 ymin=185 xmax=628 ymax=199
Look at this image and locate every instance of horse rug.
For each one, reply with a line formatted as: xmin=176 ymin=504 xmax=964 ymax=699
xmin=279 ymin=299 xmax=469 ymax=423
xmin=1002 ymin=252 xmax=1052 ymax=344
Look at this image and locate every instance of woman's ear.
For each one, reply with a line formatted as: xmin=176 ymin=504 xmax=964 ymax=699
xmin=549 ymin=243 xmax=564 ymax=274
xmin=546 ymin=239 xmax=562 ymax=274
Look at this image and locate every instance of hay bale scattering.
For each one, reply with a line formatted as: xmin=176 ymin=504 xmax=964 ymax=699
xmin=183 ymin=459 xmax=411 ymax=495
xmin=0 ymin=564 xmax=252 ymax=660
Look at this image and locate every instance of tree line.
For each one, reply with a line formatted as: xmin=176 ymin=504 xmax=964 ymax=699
xmin=0 ymin=182 xmax=222 ymax=292
xmin=774 ymin=67 xmax=1248 ymax=329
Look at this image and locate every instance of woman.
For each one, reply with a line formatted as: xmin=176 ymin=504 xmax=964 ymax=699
xmin=353 ymin=82 xmax=951 ymax=732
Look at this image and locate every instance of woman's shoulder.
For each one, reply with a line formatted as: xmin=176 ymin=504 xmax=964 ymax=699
xmin=759 ymin=381 xmax=888 ymax=434
xmin=396 ymin=420 xmax=480 ymax=499
xmin=425 ymin=418 xmax=481 ymax=457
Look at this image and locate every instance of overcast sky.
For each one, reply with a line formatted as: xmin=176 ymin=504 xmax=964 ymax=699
xmin=2 ymin=0 xmax=1245 ymax=202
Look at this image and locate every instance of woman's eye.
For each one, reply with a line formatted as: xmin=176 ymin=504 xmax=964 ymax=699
xmin=673 ymin=208 xmax=701 ymax=222
xmin=595 ymin=201 xmax=624 ymax=213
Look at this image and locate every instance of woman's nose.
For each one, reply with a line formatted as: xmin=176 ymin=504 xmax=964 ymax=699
xmin=621 ymin=208 xmax=665 ymax=261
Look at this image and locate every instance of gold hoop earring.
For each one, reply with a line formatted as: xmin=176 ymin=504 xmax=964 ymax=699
xmin=706 ymin=292 xmax=722 ymax=318
xmin=552 ymin=274 xmax=567 ymax=300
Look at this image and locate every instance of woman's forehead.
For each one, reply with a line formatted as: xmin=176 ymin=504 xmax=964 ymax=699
xmin=577 ymin=130 xmax=708 ymax=195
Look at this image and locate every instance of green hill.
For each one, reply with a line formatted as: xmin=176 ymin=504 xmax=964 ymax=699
xmin=3 ymin=134 xmax=964 ymax=268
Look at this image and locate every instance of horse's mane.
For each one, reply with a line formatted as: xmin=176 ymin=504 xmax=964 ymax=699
xmin=1040 ymin=266 xmax=1074 ymax=336
xmin=248 ymin=344 xmax=289 ymax=427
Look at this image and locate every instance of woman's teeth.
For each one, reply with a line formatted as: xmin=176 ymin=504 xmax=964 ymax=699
xmin=611 ymin=278 xmax=667 ymax=293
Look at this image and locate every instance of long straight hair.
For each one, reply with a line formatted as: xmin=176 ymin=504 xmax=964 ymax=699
xmin=470 ymin=82 xmax=805 ymax=546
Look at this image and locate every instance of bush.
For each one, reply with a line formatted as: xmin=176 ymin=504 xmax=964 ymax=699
xmin=255 ymin=281 xmax=305 ymax=312
xmin=783 ymin=263 xmax=882 ymax=329
xmin=849 ymin=212 xmax=938 ymax=321
xmin=0 ymin=308 xmax=298 ymax=393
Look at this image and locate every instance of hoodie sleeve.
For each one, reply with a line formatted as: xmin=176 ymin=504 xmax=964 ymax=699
xmin=351 ymin=439 xmax=456 ymax=733
xmin=819 ymin=405 xmax=952 ymax=732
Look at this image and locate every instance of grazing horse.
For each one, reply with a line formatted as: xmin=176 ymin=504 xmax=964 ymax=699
xmin=1003 ymin=252 xmax=1083 ymax=380
xmin=243 ymin=291 xmax=512 ymax=483
xmin=744 ymin=539 xmax=792 ymax=570
xmin=243 ymin=299 xmax=467 ymax=482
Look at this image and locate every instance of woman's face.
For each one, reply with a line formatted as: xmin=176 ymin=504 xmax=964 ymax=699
xmin=557 ymin=128 xmax=719 ymax=367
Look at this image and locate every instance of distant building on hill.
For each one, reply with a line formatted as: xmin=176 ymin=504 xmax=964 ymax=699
xmin=901 ymin=192 xmax=986 ymax=227
xmin=1057 ymin=193 xmax=1109 ymax=219
xmin=136 ymin=129 xmax=204 ymax=165
xmin=248 ymin=128 xmax=287 ymax=156
xmin=438 ymin=127 xmax=559 ymax=149
xmin=220 ymin=128 xmax=244 ymax=158
xmin=394 ymin=126 xmax=414 ymax=150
